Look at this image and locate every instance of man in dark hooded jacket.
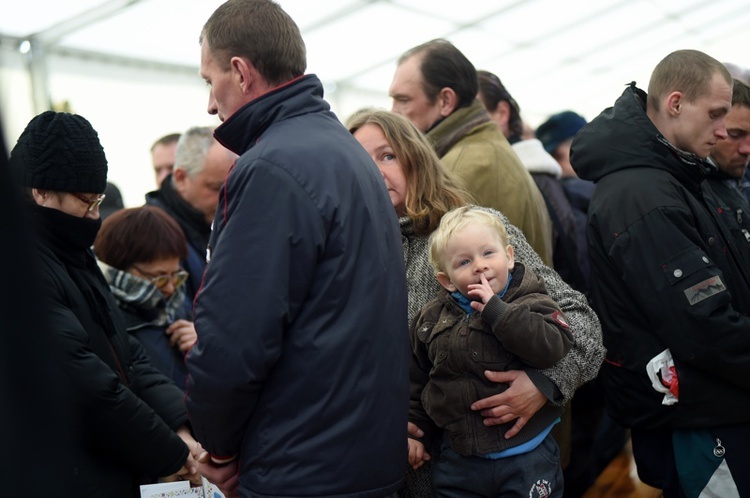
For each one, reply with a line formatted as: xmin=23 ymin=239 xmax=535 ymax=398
xmin=572 ymin=50 xmax=750 ymax=497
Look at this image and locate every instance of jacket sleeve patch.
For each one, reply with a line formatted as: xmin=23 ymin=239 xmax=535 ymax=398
xmin=683 ymin=275 xmax=726 ymax=305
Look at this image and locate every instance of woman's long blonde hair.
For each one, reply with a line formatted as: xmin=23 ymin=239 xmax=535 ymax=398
xmin=346 ymin=108 xmax=470 ymax=235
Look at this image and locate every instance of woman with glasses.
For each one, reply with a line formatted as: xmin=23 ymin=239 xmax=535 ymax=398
xmin=9 ymin=111 xmax=202 ymax=497
xmin=95 ymin=205 xmax=197 ymax=391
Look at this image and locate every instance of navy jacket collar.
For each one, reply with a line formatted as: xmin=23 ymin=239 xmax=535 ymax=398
xmin=214 ymin=74 xmax=329 ymax=155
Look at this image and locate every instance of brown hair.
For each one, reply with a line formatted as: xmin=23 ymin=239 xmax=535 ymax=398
xmin=477 ymin=70 xmax=523 ymax=138
xmin=346 ymin=108 xmax=470 ymax=235
xmin=150 ymin=133 xmax=180 ymax=153
xmin=648 ymin=49 xmax=732 ymax=112
xmin=95 ymin=206 xmax=187 ymax=271
xmin=398 ymin=39 xmax=477 ymax=110
xmin=200 ymin=0 xmax=306 ymax=86
xmin=731 ymin=78 xmax=750 ymax=108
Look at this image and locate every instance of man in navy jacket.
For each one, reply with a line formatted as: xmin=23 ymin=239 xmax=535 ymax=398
xmin=185 ymin=1 xmax=410 ymax=497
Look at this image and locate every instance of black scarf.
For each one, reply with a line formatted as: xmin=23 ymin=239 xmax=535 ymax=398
xmin=32 ymin=203 xmax=133 ymax=383
xmin=150 ymin=175 xmax=211 ymax=253
xmin=32 ymin=202 xmax=121 ymax=333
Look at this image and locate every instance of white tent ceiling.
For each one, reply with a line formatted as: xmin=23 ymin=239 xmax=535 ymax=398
xmin=3 ymin=0 xmax=749 ymax=119
xmin=1 ymin=0 xmax=748 ymax=205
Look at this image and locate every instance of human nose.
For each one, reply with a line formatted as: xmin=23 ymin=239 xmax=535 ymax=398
xmin=391 ymin=100 xmax=402 ymax=115
xmin=160 ymin=281 xmax=175 ymax=299
xmin=376 ymin=165 xmax=387 ymax=180
xmin=715 ymin=120 xmax=728 ymax=140
xmin=84 ymin=204 xmax=101 ymax=220
xmin=473 ymin=259 xmax=488 ymax=273
xmin=739 ymin=137 xmax=750 ymax=156
xmin=207 ymin=90 xmax=218 ymax=115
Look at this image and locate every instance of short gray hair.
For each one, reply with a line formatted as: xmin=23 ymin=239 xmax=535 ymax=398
xmin=173 ymin=126 xmax=215 ymax=180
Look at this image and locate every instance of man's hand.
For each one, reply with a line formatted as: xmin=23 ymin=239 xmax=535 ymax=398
xmin=197 ymin=452 xmax=240 ymax=498
xmin=470 ymin=370 xmax=547 ymax=439
xmin=467 ymin=274 xmax=494 ymax=312
xmin=167 ymin=319 xmax=198 ymax=353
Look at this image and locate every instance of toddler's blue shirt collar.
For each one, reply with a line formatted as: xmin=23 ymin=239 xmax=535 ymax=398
xmin=450 ymin=272 xmax=512 ymax=315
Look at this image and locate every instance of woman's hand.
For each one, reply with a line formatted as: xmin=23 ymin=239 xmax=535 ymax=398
xmin=167 ymin=320 xmax=198 ymax=353
xmin=169 ymin=426 xmax=203 ymax=486
xmin=470 ymin=370 xmax=547 ymax=439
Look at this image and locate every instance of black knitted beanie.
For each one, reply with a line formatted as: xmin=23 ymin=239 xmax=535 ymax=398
xmin=9 ymin=111 xmax=108 ymax=193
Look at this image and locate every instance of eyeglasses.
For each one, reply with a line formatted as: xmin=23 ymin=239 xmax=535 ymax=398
xmin=71 ymin=193 xmax=106 ymax=212
xmin=132 ymin=266 xmax=189 ymax=289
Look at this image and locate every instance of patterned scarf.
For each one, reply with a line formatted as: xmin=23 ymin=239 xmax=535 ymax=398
xmin=97 ymin=260 xmax=186 ymax=329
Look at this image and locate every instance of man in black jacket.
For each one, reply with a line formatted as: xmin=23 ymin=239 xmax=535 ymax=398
xmin=572 ymin=50 xmax=750 ymax=497
xmin=185 ymin=1 xmax=410 ymax=497
xmin=705 ymin=79 xmax=750 ymax=266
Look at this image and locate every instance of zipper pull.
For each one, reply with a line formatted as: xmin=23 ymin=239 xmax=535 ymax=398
xmin=713 ymin=438 xmax=726 ymax=458
xmin=737 ymin=209 xmax=744 ymax=224
xmin=742 ymin=228 xmax=750 ymax=242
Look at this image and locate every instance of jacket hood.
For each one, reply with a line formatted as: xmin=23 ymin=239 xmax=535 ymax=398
xmin=571 ymin=83 xmax=710 ymax=189
xmin=512 ymin=138 xmax=562 ymax=177
xmin=215 ymin=74 xmax=329 ymax=155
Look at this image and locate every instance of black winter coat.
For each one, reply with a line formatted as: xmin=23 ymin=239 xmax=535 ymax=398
xmin=571 ymin=83 xmax=750 ymax=430
xmin=32 ymin=205 xmax=189 ymax=498
xmin=704 ymin=168 xmax=750 ymax=266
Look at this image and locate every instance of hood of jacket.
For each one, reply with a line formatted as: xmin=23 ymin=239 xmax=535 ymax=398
xmin=571 ymin=83 xmax=711 ymax=192
xmin=512 ymin=138 xmax=562 ymax=177
xmin=214 ymin=74 xmax=329 ymax=156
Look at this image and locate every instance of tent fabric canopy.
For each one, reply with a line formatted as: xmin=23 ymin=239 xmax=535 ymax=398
xmin=3 ymin=0 xmax=748 ymax=123
xmin=1 ymin=0 xmax=747 ymax=208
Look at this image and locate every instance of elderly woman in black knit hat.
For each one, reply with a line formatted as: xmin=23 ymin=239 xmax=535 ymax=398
xmin=9 ymin=111 xmax=202 ymax=497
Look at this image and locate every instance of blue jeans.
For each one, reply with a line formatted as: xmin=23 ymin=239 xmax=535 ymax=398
xmin=432 ymin=434 xmax=563 ymax=497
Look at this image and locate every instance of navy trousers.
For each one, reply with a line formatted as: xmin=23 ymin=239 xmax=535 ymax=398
xmin=432 ymin=434 xmax=563 ymax=498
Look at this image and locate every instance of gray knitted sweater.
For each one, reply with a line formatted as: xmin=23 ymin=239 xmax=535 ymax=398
xmin=399 ymin=207 xmax=604 ymax=497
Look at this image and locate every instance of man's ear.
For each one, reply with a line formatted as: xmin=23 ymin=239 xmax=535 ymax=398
xmin=231 ymin=56 xmax=273 ymax=99
xmin=495 ymin=100 xmax=511 ymax=127
xmin=438 ymin=87 xmax=459 ymax=117
xmin=666 ymin=91 xmax=684 ymax=117
xmin=172 ymin=168 xmax=189 ymax=194
xmin=230 ymin=56 xmax=254 ymax=95
xmin=436 ymin=272 xmax=456 ymax=292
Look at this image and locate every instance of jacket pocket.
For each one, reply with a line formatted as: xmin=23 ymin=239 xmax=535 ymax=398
xmin=416 ymin=321 xmax=449 ymax=365
xmin=661 ymin=246 xmax=728 ymax=307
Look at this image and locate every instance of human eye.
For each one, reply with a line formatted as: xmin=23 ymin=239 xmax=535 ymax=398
xmin=728 ymin=130 xmax=746 ymax=140
xmin=456 ymin=259 xmax=470 ymax=267
xmin=383 ymin=153 xmax=396 ymax=161
xmin=483 ymin=249 xmax=494 ymax=256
